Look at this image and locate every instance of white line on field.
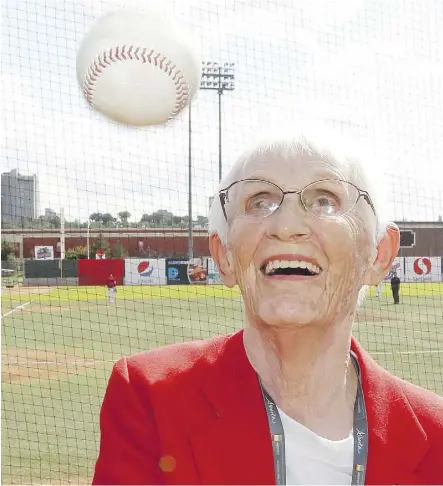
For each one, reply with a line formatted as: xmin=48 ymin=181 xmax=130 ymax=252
xmin=1 ymin=301 xmax=30 ymax=318
xmin=371 ymin=350 xmax=442 ymax=355
xmin=4 ymin=359 xmax=99 ymax=366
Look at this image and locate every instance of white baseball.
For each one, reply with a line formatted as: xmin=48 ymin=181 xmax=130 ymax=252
xmin=76 ymin=10 xmax=202 ymax=126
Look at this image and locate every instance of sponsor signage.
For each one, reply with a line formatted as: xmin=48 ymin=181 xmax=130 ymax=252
xmin=166 ymin=258 xmax=208 ymax=285
xmin=34 ymin=246 xmax=54 ymax=260
xmin=124 ymin=259 xmax=166 ymax=285
xmin=404 ymin=257 xmax=442 ymax=282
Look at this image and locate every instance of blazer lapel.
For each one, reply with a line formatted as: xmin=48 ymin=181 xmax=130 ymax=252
xmin=189 ymin=331 xmax=275 ymax=485
xmin=351 ymin=339 xmax=429 ymax=484
xmin=188 ymin=333 xmax=430 ymax=484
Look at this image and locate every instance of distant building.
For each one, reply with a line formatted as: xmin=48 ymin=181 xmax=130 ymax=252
xmin=1 ymin=169 xmax=39 ymax=225
xmin=44 ymin=208 xmax=57 ymax=219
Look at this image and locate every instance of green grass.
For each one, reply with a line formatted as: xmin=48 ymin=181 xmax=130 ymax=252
xmin=1 ymin=284 xmax=442 ymax=484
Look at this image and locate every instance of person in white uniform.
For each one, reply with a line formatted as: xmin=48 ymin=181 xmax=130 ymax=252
xmin=375 ymin=281 xmax=383 ymax=297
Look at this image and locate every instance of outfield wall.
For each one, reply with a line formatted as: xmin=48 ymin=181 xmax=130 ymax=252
xmin=24 ymin=259 xmax=78 ymax=278
xmin=17 ymin=256 xmax=443 ymax=287
xmin=78 ymin=259 xmax=125 ymax=286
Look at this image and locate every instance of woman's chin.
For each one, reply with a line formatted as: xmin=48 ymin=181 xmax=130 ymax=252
xmin=253 ymin=299 xmax=323 ymax=328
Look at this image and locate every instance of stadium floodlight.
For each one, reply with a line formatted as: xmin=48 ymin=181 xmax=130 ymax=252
xmin=187 ymin=61 xmax=236 ymax=259
xmin=200 ymin=61 xmax=235 ymax=181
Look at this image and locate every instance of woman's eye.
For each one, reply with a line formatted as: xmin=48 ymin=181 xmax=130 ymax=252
xmin=246 ymin=193 xmax=273 ymax=210
xmin=316 ymin=195 xmax=337 ymax=207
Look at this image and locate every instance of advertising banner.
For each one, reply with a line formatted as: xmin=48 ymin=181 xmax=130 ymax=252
xmin=124 ymin=259 xmax=167 ymax=285
xmin=34 ymin=246 xmax=54 ymax=260
xmin=166 ymin=258 xmax=208 ymax=285
xmin=404 ymin=257 xmax=442 ymax=283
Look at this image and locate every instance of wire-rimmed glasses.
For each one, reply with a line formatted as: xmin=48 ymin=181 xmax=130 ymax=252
xmin=219 ymin=179 xmax=376 ymax=221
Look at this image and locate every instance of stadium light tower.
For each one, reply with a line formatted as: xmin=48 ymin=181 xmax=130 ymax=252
xmin=200 ymin=61 xmax=235 ymax=181
xmin=187 ymin=62 xmax=235 ymax=259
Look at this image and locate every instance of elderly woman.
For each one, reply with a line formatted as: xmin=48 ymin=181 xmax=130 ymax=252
xmin=92 ymin=130 xmax=443 ymax=485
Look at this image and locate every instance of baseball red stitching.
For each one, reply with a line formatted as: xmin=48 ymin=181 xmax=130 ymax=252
xmin=83 ymin=44 xmax=189 ymax=118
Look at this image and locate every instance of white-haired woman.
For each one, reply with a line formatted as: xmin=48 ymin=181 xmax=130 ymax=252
xmin=93 ymin=130 xmax=443 ymax=485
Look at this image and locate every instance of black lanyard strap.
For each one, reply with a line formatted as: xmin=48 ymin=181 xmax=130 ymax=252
xmin=259 ymin=352 xmax=368 ymax=485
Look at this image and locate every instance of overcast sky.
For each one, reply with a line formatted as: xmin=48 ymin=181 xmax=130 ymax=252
xmin=2 ymin=0 xmax=442 ymax=221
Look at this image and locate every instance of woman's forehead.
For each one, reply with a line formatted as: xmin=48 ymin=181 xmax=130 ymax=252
xmin=239 ymin=153 xmax=355 ymax=186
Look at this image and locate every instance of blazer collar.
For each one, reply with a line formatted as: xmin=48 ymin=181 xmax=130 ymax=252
xmin=189 ymin=331 xmax=429 ymax=485
xmin=189 ymin=330 xmax=275 ymax=484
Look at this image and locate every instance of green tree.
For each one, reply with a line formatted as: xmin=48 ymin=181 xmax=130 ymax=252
xmin=65 ymin=246 xmax=88 ymax=260
xmin=89 ymin=212 xmax=104 ymax=223
xmin=1 ymin=241 xmax=16 ymax=262
xmin=172 ymin=215 xmax=183 ymax=226
xmin=118 ymin=211 xmax=131 ymax=226
xmin=140 ymin=213 xmax=154 ymax=227
xmin=110 ymin=241 xmax=127 ymax=258
xmin=196 ymin=215 xmax=208 ymax=228
xmin=152 ymin=209 xmax=173 ymax=226
xmin=102 ymin=213 xmax=117 ymax=226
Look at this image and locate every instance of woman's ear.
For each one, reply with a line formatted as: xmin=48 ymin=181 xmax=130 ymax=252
xmin=209 ymin=233 xmax=236 ymax=288
xmin=364 ymin=223 xmax=400 ymax=285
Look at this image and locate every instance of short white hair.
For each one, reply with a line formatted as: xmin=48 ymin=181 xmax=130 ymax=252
xmin=209 ymin=125 xmax=390 ymax=245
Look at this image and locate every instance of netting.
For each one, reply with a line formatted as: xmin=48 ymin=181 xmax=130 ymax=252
xmin=1 ymin=0 xmax=442 ymax=483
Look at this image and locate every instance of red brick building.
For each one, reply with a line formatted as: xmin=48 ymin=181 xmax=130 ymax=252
xmin=3 ymin=228 xmax=210 ymax=259
xmin=2 ymin=221 xmax=442 ymax=259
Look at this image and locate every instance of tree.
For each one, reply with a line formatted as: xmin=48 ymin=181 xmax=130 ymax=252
xmin=140 ymin=213 xmax=154 ymax=227
xmin=196 ymin=215 xmax=209 ymax=228
xmin=65 ymin=246 xmax=88 ymax=260
xmin=118 ymin=211 xmax=131 ymax=226
xmin=172 ymin=215 xmax=183 ymax=226
xmin=89 ymin=212 xmax=104 ymax=223
xmin=1 ymin=241 xmax=16 ymax=262
xmin=110 ymin=241 xmax=127 ymax=258
xmin=151 ymin=209 xmax=173 ymax=226
xmin=101 ymin=213 xmax=117 ymax=226
xmin=89 ymin=212 xmax=117 ymax=227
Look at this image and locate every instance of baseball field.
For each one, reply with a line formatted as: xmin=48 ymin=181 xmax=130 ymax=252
xmin=2 ymin=283 xmax=443 ymax=484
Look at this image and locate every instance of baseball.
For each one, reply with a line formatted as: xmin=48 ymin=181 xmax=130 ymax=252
xmin=76 ymin=9 xmax=202 ymax=126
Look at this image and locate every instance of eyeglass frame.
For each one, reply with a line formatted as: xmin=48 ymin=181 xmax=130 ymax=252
xmin=218 ymin=178 xmax=377 ymax=221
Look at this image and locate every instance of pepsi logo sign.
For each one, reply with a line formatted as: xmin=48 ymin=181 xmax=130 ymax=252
xmin=413 ymin=258 xmax=431 ymax=276
xmin=137 ymin=260 xmax=154 ymax=277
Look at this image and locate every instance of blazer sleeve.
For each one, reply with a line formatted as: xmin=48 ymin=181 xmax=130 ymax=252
xmin=92 ymin=357 xmax=163 ymax=485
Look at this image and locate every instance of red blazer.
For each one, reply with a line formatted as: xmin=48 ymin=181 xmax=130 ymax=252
xmin=92 ymin=331 xmax=443 ymax=485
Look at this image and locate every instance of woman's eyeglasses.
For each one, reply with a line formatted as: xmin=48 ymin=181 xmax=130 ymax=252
xmin=218 ymin=179 xmax=376 ymax=221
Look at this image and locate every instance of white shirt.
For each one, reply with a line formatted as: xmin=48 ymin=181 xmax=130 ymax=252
xmin=278 ymin=407 xmax=354 ymax=485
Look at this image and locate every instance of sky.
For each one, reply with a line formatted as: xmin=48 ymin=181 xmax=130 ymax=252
xmin=2 ymin=0 xmax=442 ymax=222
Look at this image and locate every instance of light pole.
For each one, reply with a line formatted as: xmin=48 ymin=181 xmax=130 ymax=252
xmin=200 ymin=61 xmax=235 ymax=181
xmin=187 ymin=62 xmax=235 ymax=260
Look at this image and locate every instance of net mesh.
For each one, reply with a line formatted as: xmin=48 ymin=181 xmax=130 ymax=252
xmin=2 ymin=0 xmax=442 ymax=483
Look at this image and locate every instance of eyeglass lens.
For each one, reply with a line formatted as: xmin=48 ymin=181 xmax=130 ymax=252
xmin=226 ymin=179 xmax=360 ymax=218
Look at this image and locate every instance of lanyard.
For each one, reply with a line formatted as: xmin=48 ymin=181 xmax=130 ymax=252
xmin=259 ymin=352 xmax=368 ymax=485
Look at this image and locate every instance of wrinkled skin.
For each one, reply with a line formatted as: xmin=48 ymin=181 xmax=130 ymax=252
xmin=223 ymin=153 xmax=378 ymax=330
xmin=211 ymin=150 xmax=399 ymax=439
